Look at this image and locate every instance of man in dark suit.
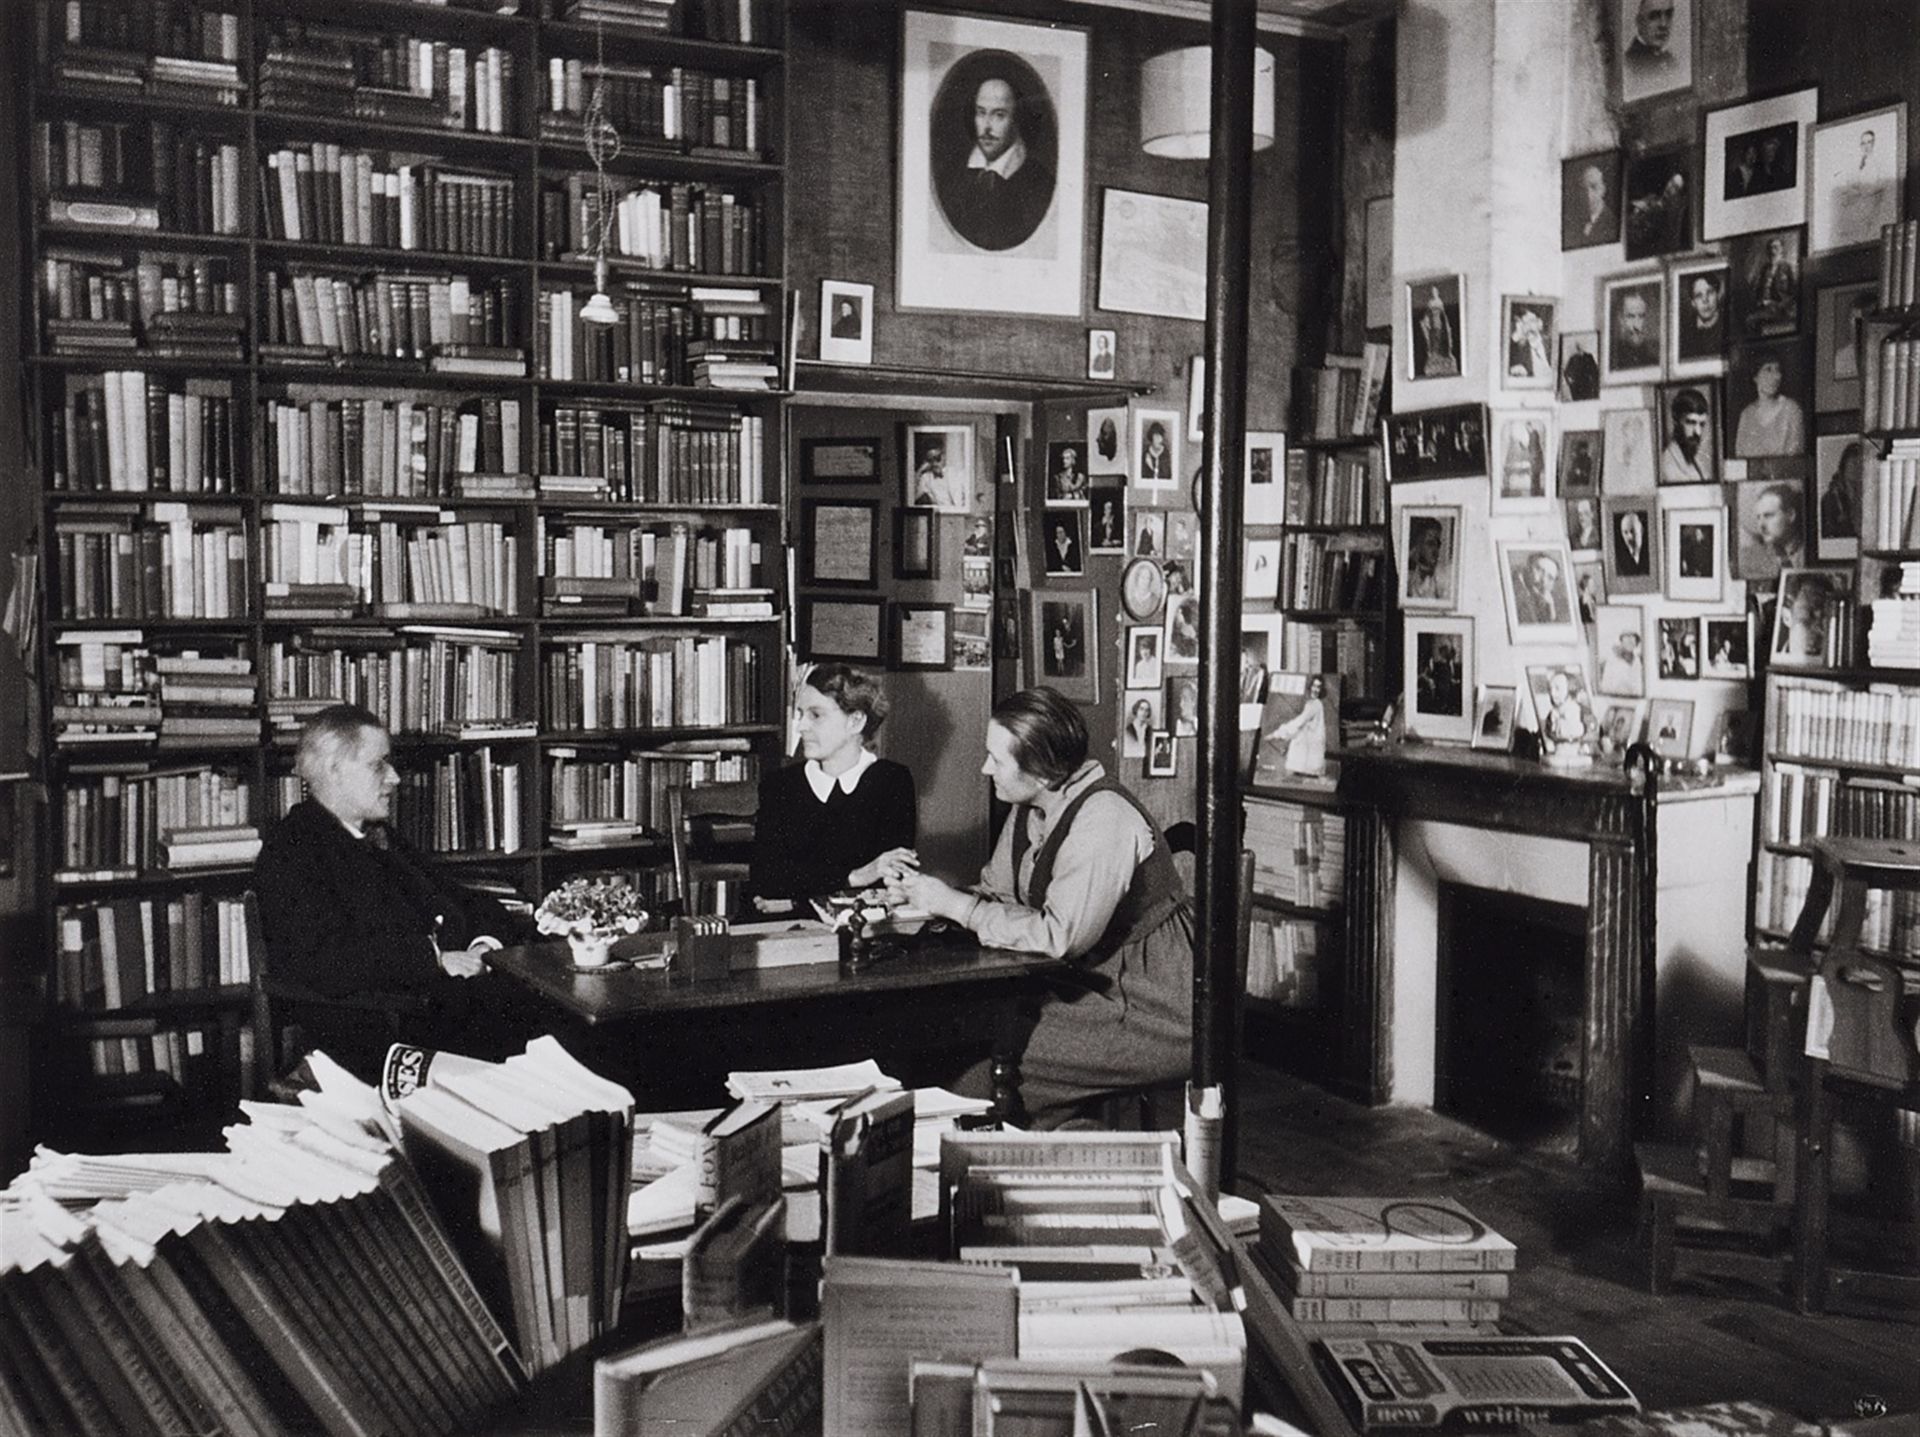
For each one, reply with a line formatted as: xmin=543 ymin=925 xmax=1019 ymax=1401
xmin=1613 ymin=509 xmax=1651 ymax=576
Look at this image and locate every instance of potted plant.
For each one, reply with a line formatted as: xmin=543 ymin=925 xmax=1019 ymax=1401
xmin=536 ymin=875 xmax=648 ymax=969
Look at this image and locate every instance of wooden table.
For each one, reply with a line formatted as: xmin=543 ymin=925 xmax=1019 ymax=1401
xmin=489 ymin=933 xmax=1061 ymax=1115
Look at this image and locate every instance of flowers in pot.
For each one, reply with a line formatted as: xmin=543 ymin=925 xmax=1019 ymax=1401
xmin=536 ymin=875 xmax=648 ymax=968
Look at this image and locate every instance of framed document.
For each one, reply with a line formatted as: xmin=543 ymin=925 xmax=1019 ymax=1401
xmin=891 ymin=602 xmax=953 ymax=671
xmin=1097 ymin=188 xmax=1207 ymax=321
xmin=801 ymin=438 xmax=880 ymax=484
xmin=800 ymin=597 xmax=885 ymax=662
xmin=803 ymin=499 xmax=879 ymax=587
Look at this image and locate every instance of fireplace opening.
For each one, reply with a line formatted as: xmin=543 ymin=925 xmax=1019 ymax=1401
xmin=1435 ymin=883 xmax=1587 ymax=1153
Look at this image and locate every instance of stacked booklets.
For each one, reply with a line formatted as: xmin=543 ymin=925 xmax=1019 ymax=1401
xmin=594 ymin=1316 xmax=821 ymax=1437
xmin=1257 ymin=1195 xmax=1514 ymax=1324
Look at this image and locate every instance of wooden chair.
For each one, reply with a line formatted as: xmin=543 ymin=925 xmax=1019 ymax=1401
xmin=666 ymin=781 xmax=759 ymax=917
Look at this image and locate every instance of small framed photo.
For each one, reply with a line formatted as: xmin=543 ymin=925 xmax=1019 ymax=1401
xmin=1502 ymin=295 xmax=1558 ymax=389
xmin=818 ymin=279 xmax=874 ymax=365
xmin=892 ymin=602 xmax=953 ymax=671
xmin=1559 ymin=429 xmax=1604 ymax=496
xmin=1041 ymin=510 xmax=1086 ymax=577
xmin=1727 ymin=341 xmax=1810 ymax=461
xmin=801 ymin=437 xmax=880 ymax=484
xmin=1702 ymin=613 xmax=1754 ymax=678
xmin=1244 ymin=538 xmax=1282 ymax=603
xmin=1601 ymin=272 xmax=1665 ymax=384
xmin=1491 ymin=409 xmax=1554 ymax=510
xmin=1088 ymin=483 xmax=1126 ymax=553
xmin=1668 ymin=256 xmax=1729 ymax=378
xmin=1163 ymin=593 xmax=1200 ymax=668
xmin=1657 ymin=615 xmax=1702 ymax=679
xmin=1574 ymin=557 xmax=1608 ymax=623
xmin=1471 ymin=684 xmax=1519 ymax=753
xmin=1121 ymin=688 xmax=1163 ymax=758
xmin=1382 ymin=404 xmax=1489 ymax=482
xmin=1130 ymin=510 xmax=1167 ymax=561
xmin=1601 ymin=407 xmax=1657 ymax=494
xmin=1124 ymin=625 xmax=1163 ymax=690
xmin=1646 ymin=696 xmax=1696 ymax=759
xmin=894 ymin=508 xmax=938 ymax=580
xmin=1245 ymin=431 xmax=1286 ymax=526
xmin=1132 ymin=407 xmax=1181 ymax=489
xmin=1603 ymin=496 xmax=1661 ymax=595
xmin=1813 ymin=282 xmax=1879 ymax=413
xmin=1404 ymin=614 xmax=1475 ymax=743
xmin=1396 ymin=504 xmax=1461 ymax=611
xmin=1813 ymin=434 xmax=1864 ymax=562
xmin=1595 ymin=604 xmax=1648 ymax=697
xmin=1771 ymin=567 xmax=1852 ymax=668
xmin=1600 ymin=700 xmax=1646 ymax=749
xmin=1563 ymin=151 xmax=1622 ymax=250
xmin=1524 ymin=661 xmax=1601 ymax=761
xmin=1045 ymin=441 xmax=1089 ymax=504
xmin=1624 ymin=145 xmax=1694 ymax=261
xmin=1087 ymin=406 xmax=1127 ymax=475
xmin=1186 ymin=355 xmax=1206 ymax=442
xmin=1809 ymin=103 xmax=1906 ymax=256
xmin=1617 ymin=0 xmax=1692 ymax=107
xmin=1120 ymin=556 xmax=1167 ymax=622
xmin=963 ymin=514 xmax=993 ymax=558
xmin=1165 ymin=673 xmax=1199 ymax=737
xmin=1559 ymin=330 xmax=1602 ymax=401
xmin=1565 ymin=495 xmax=1604 ymax=554
xmin=802 ymin=498 xmax=879 ymax=587
xmin=904 ymin=423 xmax=974 ymax=511
xmin=1729 ymin=476 xmax=1808 ymax=582
xmin=1033 ymin=590 xmax=1098 ymax=700
xmin=1407 ymin=273 xmax=1465 ymax=381
xmin=1087 ymin=328 xmax=1117 ymax=380
xmin=1656 ymin=380 xmax=1720 ymax=484
xmin=1664 ymin=505 xmax=1725 ymax=603
xmin=1729 ymin=228 xmax=1803 ymax=340
xmin=961 ymin=554 xmax=992 ymax=611
xmin=1497 ymin=537 xmax=1582 ymax=644
xmin=953 ymin=609 xmax=992 ymax=671
xmin=1146 ymin=729 xmax=1178 ymax=778
xmin=1703 ymin=87 xmax=1819 ymax=242
xmin=800 ymin=595 xmax=885 ymax=662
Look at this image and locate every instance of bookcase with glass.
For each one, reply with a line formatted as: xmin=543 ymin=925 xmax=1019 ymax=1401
xmin=23 ymin=0 xmax=788 ymax=1140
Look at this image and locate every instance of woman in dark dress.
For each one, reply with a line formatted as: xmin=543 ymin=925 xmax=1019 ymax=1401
xmin=750 ymin=664 xmax=919 ymax=905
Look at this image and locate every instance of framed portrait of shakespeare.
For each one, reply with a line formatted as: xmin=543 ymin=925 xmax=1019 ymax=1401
xmin=1808 ymin=104 xmax=1904 ymax=255
xmin=1617 ymin=0 xmax=1692 ymax=107
xmin=1702 ymin=87 xmax=1818 ymax=242
xmin=897 ymin=10 xmax=1087 ymax=316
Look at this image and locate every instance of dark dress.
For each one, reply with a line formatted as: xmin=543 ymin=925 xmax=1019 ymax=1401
xmin=253 ymin=799 xmax=533 ymax=1079
xmin=749 ymin=758 xmax=918 ymax=902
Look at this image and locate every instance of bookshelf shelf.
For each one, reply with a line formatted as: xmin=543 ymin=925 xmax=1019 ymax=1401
xmin=1764 ymin=749 xmax=1917 ymax=780
xmin=792 ymin=357 xmax=1148 ymax=402
xmin=255 ymin=109 xmax=530 ymax=156
xmin=536 ymin=22 xmax=784 ymax=71
xmin=257 ymin=0 xmax=533 ymax=37
xmin=50 ymin=984 xmax=254 ymax=1021
xmin=39 ymin=224 xmax=251 ymax=254
xmin=537 ymin=142 xmax=780 ymax=183
xmin=38 ymin=88 xmax=249 ymax=127
xmin=53 ymin=865 xmax=258 ymax=890
xmin=256 ymin=238 xmax=533 ymax=273
xmin=1292 ymin=433 xmax=1378 ymax=450
xmin=539 ymin=721 xmax=781 ymax=742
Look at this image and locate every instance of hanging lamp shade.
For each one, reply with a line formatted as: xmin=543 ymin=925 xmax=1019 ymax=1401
xmin=580 ymin=257 xmax=619 ymax=326
xmin=1139 ymin=45 xmax=1276 ymax=160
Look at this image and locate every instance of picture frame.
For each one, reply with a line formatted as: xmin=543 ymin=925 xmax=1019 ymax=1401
xmin=1033 ymin=590 xmax=1099 ymax=701
xmin=1087 ymin=328 xmax=1117 ymax=380
xmin=953 ymin=609 xmax=992 ymax=671
xmin=1406 ymin=273 xmax=1465 ymax=381
xmin=1562 ymin=150 xmax=1622 ymax=250
xmin=1045 ymin=440 xmax=1090 ymax=505
xmin=1497 ymin=536 xmax=1583 ymax=644
xmin=1086 ymin=406 xmax=1127 ymax=475
xmin=817 ymin=279 xmax=875 ymax=364
xmin=1165 ymin=673 xmax=1199 ymax=737
xmin=1146 ymin=729 xmax=1178 ymax=778
xmin=1088 ymin=483 xmax=1126 ymax=553
xmin=1097 ymin=188 xmax=1208 ymax=321
xmin=903 ymin=423 xmax=974 ymax=512
xmin=1120 ymin=689 xmax=1163 ymax=759
xmin=1702 ymin=87 xmax=1819 ymax=242
xmin=1727 ymin=340 xmax=1811 ymax=464
xmin=1501 ymin=294 xmax=1558 ymax=390
xmin=1601 ymin=407 xmax=1657 ymax=494
xmin=1600 ymin=700 xmax=1646 ymax=749
xmin=1395 ymin=504 xmax=1461 ymax=611
xmin=802 ymin=498 xmax=879 ymax=587
xmin=1602 ymin=496 xmax=1662 ymax=595
xmin=1130 ymin=510 xmax=1167 ymax=560
xmin=897 ymin=9 xmax=1088 ymax=317
xmin=1594 ymin=604 xmax=1648 ymax=698
xmin=1124 ymin=625 xmax=1164 ymax=690
xmin=1646 ymin=696 xmax=1696 ymax=759
xmin=1813 ymin=433 xmax=1864 ymax=562
xmin=1574 ymin=558 xmax=1608 ymax=623
xmin=1251 ymin=671 xmax=1339 ymax=783
xmin=1657 ymin=614 xmax=1702 ymax=679
xmin=1565 ymin=494 xmax=1604 ymax=554
xmin=1470 ymin=684 xmax=1519 ymax=753
xmin=1616 ymin=0 xmax=1692 ymax=108
xmin=1702 ymin=613 xmax=1754 ymax=678
xmin=1490 ymin=409 xmax=1555 ymax=511
xmin=1404 ymin=614 xmax=1475 ymax=743
xmin=1808 ymin=103 xmax=1906 ymax=256
xmin=891 ymin=601 xmax=953 ymax=671
xmin=1729 ymin=476 xmax=1809 ymax=583
xmin=1121 ymin=556 xmax=1166 ymax=622
xmin=1525 ymin=660 xmax=1602 ymax=762
xmin=1624 ymin=145 xmax=1694 ymax=261
xmin=1132 ymin=407 xmax=1182 ymax=489
xmin=1728 ymin=228 xmax=1803 ymax=340
xmin=800 ymin=596 xmax=885 ymax=662
xmin=1667 ymin=256 xmax=1729 ymax=378
xmin=893 ymin=508 xmax=937 ymax=580
xmin=1655 ymin=379 xmax=1720 ymax=485
xmin=1813 ymin=281 xmax=1878 ymax=413
xmin=1163 ymin=593 xmax=1200 ymax=668
xmin=1244 ymin=431 xmax=1286 ymax=526
xmin=801 ymin=437 xmax=880 ymax=484
xmin=1559 ymin=331 xmax=1602 ymax=401
xmin=960 ymin=554 xmax=992 ymax=611
xmin=1041 ymin=510 xmax=1086 ymax=577
xmin=1382 ymin=404 xmax=1489 ymax=482
xmin=1771 ymin=567 xmax=1853 ymax=668
xmin=1559 ymin=429 xmax=1604 ymax=496
xmin=1186 ymin=355 xmax=1206 ymax=443
xmin=1601 ymin=271 xmax=1665 ymax=384
xmin=1244 ymin=538 xmax=1282 ymax=603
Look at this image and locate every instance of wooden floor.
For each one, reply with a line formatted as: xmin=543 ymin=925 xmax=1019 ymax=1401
xmin=1231 ymin=1059 xmax=1919 ymax=1426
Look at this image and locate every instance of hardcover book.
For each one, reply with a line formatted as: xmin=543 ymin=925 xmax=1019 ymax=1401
xmin=1261 ymin=1195 xmax=1517 ymax=1274
xmin=1314 ymin=1335 xmax=1638 ymax=1432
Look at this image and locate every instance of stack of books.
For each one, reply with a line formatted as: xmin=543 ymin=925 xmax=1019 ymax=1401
xmin=1867 ymin=559 xmax=1920 ymax=670
xmin=156 ymin=650 xmax=258 ymax=748
xmin=146 ymin=53 xmax=244 ymax=106
xmin=1293 ymin=343 xmax=1390 ymax=440
xmin=160 ymin=822 xmax=262 ymax=870
xmin=1242 ymin=796 xmax=1346 ymax=910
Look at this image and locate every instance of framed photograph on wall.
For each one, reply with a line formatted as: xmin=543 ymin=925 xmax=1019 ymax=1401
xmin=1132 ymin=407 xmax=1181 ymax=489
xmin=1124 ymin=625 xmax=1163 ymax=690
xmin=1594 ymin=604 xmax=1648 ymax=698
xmin=1041 ymin=510 xmax=1086 ymax=576
xmin=1814 ymin=281 xmax=1878 ymax=412
xmin=1045 ymin=441 xmax=1089 ymax=504
xmin=1559 ymin=429 xmax=1603 ymax=496
xmin=1087 ymin=406 xmax=1127 ymax=475
xmin=1382 ymin=404 xmax=1488 ymax=482
xmin=1668 ymin=256 xmax=1729 ymax=378
xmin=1813 ymin=433 xmax=1864 ymax=562
xmin=1702 ymin=613 xmax=1753 ymax=678
xmin=818 ymin=279 xmax=874 ymax=364
xmin=1403 ymin=614 xmax=1475 ymax=743
xmin=903 ymin=423 xmax=974 ymax=511
xmin=1245 ymin=431 xmax=1286 ymax=525
xmin=1565 ymin=495 xmax=1603 ymax=554
xmin=1601 ymin=406 xmax=1657 ymax=493
xmin=1771 ymin=568 xmax=1853 ymax=667
xmin=1502 ymin=295 xmax=1558 ymax=389
xmin=802 ymin=498 xmax=879 ymax=587
xmin=894 ymin=508 xmax=937 ymax=580
xmin=1656 ymin=379 xmax=1719 ymax=484
xmin=891 ymin=601 xmax=953 ymax=671
xmin=1574 ymin=557 xmax=1607 ymax=622
xmin=1087 ymin=328 xmax=1117 ymax=380
xmin=1524 ymin=661 xmax=1601 ymax=763
xmin=953 ymin=609 xmax=992 ymax=670
xmin=1490 ymin=409 xmax=1554 ymax=511
xmin=1658 ymin=615 xmax=1702 ymax=679
xmin=1121 ymin=555 xmax=1166 ymax=622
xmin=801 ymin=437 xmax=880 ymax=484
xmin=1244 ymin=538 xmax=1282 ymax=603
xmin=800 ymin=596 xmax=885 ymax=662
xmin=897 ymin=9 xmax=1087 ymax=316
xmin=1617 ymin=0 xmax=1692 ymax=107
xmin=1602 ymin=496 xmax=1661 ymax=595
xmin=1728 ymin=228 xmax=1803 ymax=340
xmin=1601 ymin=700 xmax=1647 ymax=749
xmin=1395 ymin=504 xmax=1461 ymax=611
xmin=1406 ymin=273 xmax=1465 ymax=381
xmin=1729 ymin=476 xmax=1808 ymax=582
xmin=1727 ymin=341 xmax=1810 ymax=461
xmin=1146 ymin=729 xmax=1178 ymax=778
xmin=1559 ymin=331 xmax=1602 ymax=401
xmin=1563 ymin=150 xmax=1622 ymax=250
xmin=1496 ymin=536 xmax=1582 ymax=644
xmin=1470 ymin=684 xmax=1519 ymax=753
xmin=1601 ymin=271 xmax=1664 ymax=384
xmin=1166 ymin=673 xmax=1199 ymax=736
xmin=1808 ymin=103 xmax=1904 ymax=255
xmin=1702 ymin=87 xmax=1819 ymax=242
xmin=1646 ymin=696 xmax=1696 ymax=759
xmin=1121 ymin=689 xmax=1162 ymax=758
xmin=1097 ymin=188 xmax=1208 ymax=321
xmin=1088 ymin=484 xmax=1126 ymax=553
xmin=1624 ymin=145 xmax=1694 ymax=260
xmin=1033 ymin=590 xmax=1099 ymax=700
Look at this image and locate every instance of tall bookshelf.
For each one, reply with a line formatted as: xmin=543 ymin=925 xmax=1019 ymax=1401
xmin=20 ymin=0 xmax=789 ymax=1143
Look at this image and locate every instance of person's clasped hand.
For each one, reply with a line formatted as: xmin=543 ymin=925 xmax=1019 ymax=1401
xmin=849 ymin=846 xmax=921 ymax=890
xmin=886 ymin=868 xmax=971 ymax=924
xmin=438 ymin=935 xmax=500 ymax=979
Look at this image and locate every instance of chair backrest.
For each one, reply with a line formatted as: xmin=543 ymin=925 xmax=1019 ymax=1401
xmin=667 ymin=780 xmax=760 ymax=910
xmin=242 ymin=890 xmax=284 ymax=1097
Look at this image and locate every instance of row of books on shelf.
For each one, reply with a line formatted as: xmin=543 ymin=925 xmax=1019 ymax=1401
xmin=261 ymin=394 xmax=523 ymax=499
xmin=53 ymin=892 xmax=253 ymax=1011
xmin=1866 ymin=442 xmax=1920 ymax=549
xmin=542 ymin=518 xmax=758 ymax=589
xmin=1245 ymin=914 xmax=1325 ymax=1009
xmin=56 ymin=763 xmax=256 ymax=873
xmin=1243 ymin=796 xmax=1346 ymax=910
xmin=77 ymin=1020 xmax=238 ymax=1089
xmin=547 ymin=744 xmax=755 ymax=841
xmin=540 ymin=633 xmax=765 ymax=731
xmin=1876 ymin=218 xmax=1920 ymax=312
xmin=1766 ymin=674 xmax=1920 ymax=769
xmin=35 ymin=118 xmax=244 ymax=236
xmin=536 ymin=282 xmax=776 ymax=389
xmin=542 ymin=173 xmax=768 ymax=276
xmin=38 ymin=250 xmax=243 ymax=356
xmin=49 ymin=372 xmax=237 ymax=493
xmin=1271 ymin=531 xmax=1388 ymax=613
xmin=1861 ymin=333 xmax=1920 ymax=433
xmin=37 ymin=0 xmax=242 ymax=64
xmin=53 ymin=641 xmax=255 ymax=748
xmin=261 ymin=268 xmax=521 ymax=368
xmin=1292 ymin=343 xmax=1390 ymax=442
xmin=260 ymin=26 xmax=515 ymax=134
xmin=541 ymin=404 xmax=769 ymax=505
xmin=1762 ymin=762 xmax=1920 ymax=849
xmin=1866 ymin=561 xmax=1920 ymax=669
xmin=261 ymin=144 xmax=519 ymax=257
xmin=540 ymin=60 xmax=760 ymax=158
xmin=1259 ymin=618 xmax=1386 ymax=704
xmin=1274 ymin=446 xmax=1386 ymax=527
xmin=563 ymin=0 xmax=771 ymax=45
xmin=262 ymin=625 xmax=524 ymax=734
xmin=55 ymin=505 xmax=248 ymax=621
xmin=1755 ymin=851 xmax=1920 ymax=957
xmin=262 ymin=507 xmax=522 ymax=617
xmin=46 ymin=44 xmax=243 ymax=108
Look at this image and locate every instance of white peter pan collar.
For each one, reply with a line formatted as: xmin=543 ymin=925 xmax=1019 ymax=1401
xmin=804 ymin=748 xmax=877 ymax=802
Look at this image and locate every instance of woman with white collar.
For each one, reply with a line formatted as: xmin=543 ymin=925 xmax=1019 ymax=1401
xmin=750 ymin=664 xmax=919 ymax=905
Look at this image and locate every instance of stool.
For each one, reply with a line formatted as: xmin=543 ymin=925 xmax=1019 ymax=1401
xmin=1785 ymin=836 xmax=1920 ymax=1319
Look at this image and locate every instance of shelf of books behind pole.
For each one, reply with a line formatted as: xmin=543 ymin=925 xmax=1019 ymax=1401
xmin=22 ymin=0 xmax=789 ymax=1142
